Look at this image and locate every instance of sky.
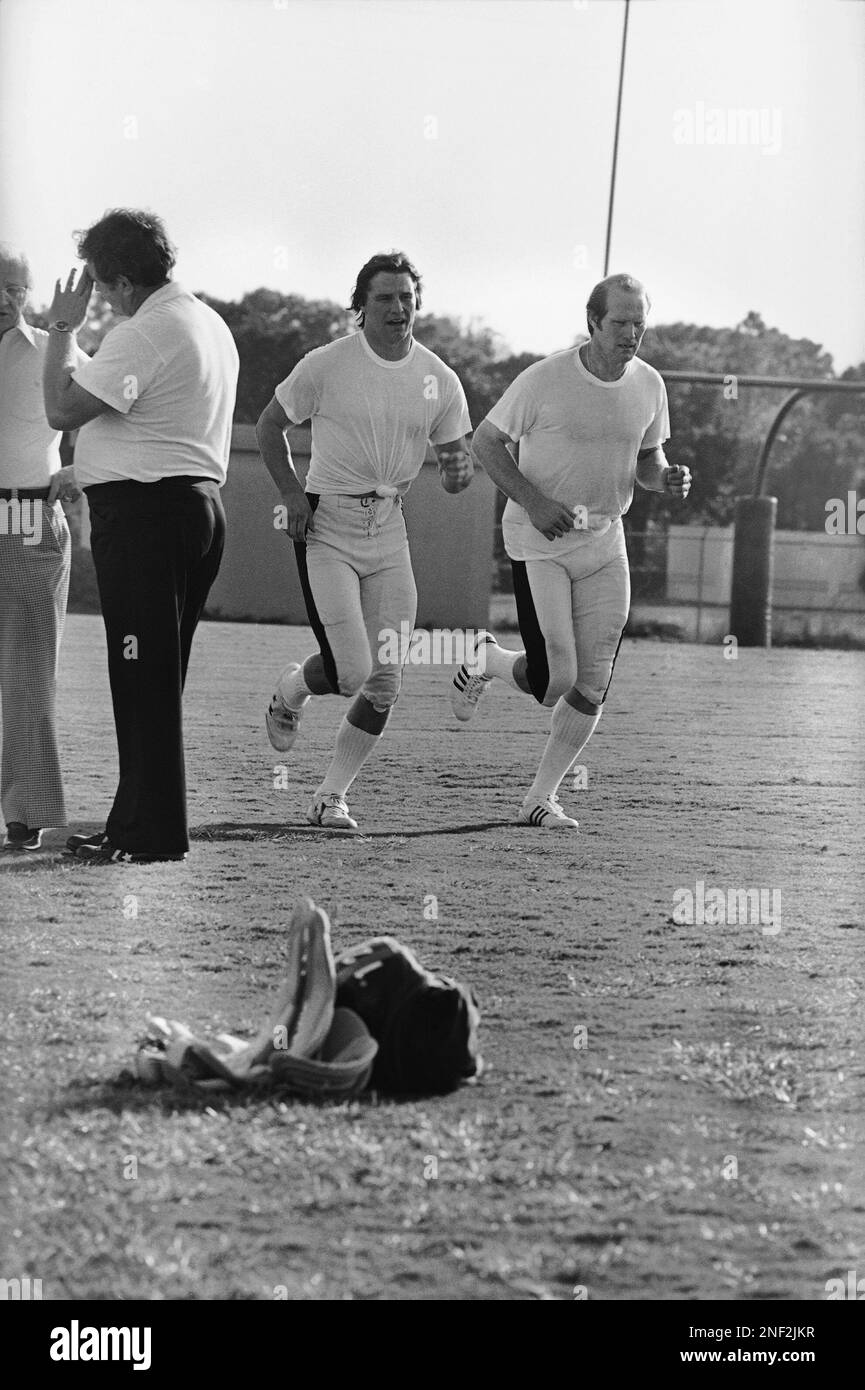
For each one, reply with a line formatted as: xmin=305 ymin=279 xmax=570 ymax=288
xmin=1 ymin=0 xmax=863 ymax=368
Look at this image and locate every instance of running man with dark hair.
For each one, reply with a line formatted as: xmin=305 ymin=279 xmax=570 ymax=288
xmin=452 ymin=273 xmax=691 ymax=831
xmin=349 ymin=251 xmax=423 ymax=324
xmin=256 ymin=251 xmax=472 ymax=833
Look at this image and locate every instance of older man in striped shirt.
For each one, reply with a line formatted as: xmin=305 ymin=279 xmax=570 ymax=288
xmin=0 ymin=244 xmax=87 ymax=850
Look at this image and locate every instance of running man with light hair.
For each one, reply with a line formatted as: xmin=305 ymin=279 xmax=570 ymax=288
xmin=452 ymin=273 xmax=691 ymax=830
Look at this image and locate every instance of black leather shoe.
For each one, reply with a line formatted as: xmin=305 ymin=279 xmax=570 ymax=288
xmin=66 ymin=830 xmax=109 ymax=852
xmin=66 ymin=828 xmax=109 ymax=850
xmin=72 ymin=840 xmax=186 ymax=865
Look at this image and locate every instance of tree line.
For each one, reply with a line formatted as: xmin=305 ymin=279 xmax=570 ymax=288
xmin=32 ymin=290 xmax=865 ymax=533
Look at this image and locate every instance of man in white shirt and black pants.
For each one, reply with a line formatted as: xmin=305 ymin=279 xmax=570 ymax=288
xmin=452 ymin=274 xmax=691 ymax=831
xmin=0 ymin=244 xmax=87 ymax=850
xmin=43 ymin=209 xmax=239 ymax=864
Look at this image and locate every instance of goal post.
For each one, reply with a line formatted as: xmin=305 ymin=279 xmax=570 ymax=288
xmin=729 ymin=496 xmax=777 ymax=647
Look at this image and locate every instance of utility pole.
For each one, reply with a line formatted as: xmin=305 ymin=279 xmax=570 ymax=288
xmin=604 ymin=0 xmax=631 ymax=276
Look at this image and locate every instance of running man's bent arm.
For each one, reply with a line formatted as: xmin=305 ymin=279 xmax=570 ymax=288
xmin=471 ymin=418 xmax=574 ymax=540
xmin=256 ymin=396 xmax=312 ymax=540
xmin=635 ymin=445 xmax=670 ymax=491
xmin=636 ymin=445 xmax=691 ymax=498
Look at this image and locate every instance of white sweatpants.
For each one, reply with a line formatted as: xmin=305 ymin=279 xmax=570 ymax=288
xmin=511 ymin=519 xmax=631 ymax=708
xmin=295 ymin=492 xmax=417 ymax=712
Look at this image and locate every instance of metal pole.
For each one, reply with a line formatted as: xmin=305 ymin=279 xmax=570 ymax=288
xmin=603 ymin=0 xmax=630 ymax=277
xmin=696 ymin=527 xmax=707 ymax=643
xmin=730 ymin=497 xmax=778 ymax=647
xmin=660 ymin=372 xmax=865 ymax=393
xmin=752 ymin=388 xmax=808 ymax=497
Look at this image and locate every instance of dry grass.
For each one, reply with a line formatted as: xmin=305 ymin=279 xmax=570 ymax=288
xmin=1 ymin=617 xmax=863 ymax=1300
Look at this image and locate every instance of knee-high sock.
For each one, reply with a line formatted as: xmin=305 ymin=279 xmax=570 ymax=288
xmin=279 ymin=659 xmax=315 ymax=711
xmin=317 ymin=716 xmax=381 ymax=798
xmin=483 ymin=639 xmax=526 ymax=692
xmin=527 ymin=697 xmax=601 ymax=803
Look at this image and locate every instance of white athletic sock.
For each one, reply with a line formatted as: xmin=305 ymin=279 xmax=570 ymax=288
xmin=482 ymin=639 xmax=526 ymax=692
xmin=317 ymin=717 xmax=381 ymax=798
xmin=279 ymin=660 xmax=314 ymax=711
xmin=526 ymin=697 xmax=601 ymax=804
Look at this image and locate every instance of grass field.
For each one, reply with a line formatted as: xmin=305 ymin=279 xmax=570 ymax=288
xmin=1 ymin=615 xmax=863 ymax=1301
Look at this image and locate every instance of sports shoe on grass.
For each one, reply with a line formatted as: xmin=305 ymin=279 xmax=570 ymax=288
xmin=451 ymin=631 xmax=495 ymax=722
xmin=307 ymin=794 xmax=358 ymax=832
xmin=520 ymin=795 xmax=579 ymax=830
xmin=66 ymin=830 xmax=108 ymax=852
xmin=266 ymin=662 xmax=304 ymax=752
xmin=3 ymin=822 xmax=42 ymax=851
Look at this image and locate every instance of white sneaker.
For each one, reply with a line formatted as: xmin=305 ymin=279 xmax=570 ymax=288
xmin=451 ymin=631 xmax=495 ymax=722
xmin=520 ymin=795 xmax=579 ymax=830
xmin=307 ymin=794 xmax=358 ymax=832
xmin=266 ymin=663 xmax=303 ymax=751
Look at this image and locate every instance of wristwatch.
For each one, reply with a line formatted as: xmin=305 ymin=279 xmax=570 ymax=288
xmin=50 ymin=321 xmax=72 ymax=332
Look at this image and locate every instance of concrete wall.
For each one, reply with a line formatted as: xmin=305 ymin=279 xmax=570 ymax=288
xmin=667 ymin=525 xmax=734 ymax=606
xmin=205 ymin=425 xmax=309 ymax=623
xmin=622 ymin=601 xmax=865 ymax=645
xmin=205 ymin=424 xmax=495 ymax=627
xmin=663 ymin=523 xmax=865 ymax=643
xmin=403 ymin=453 xmax=495 ymax=629
xmin=667 ymin=523 xmax=865 ymax=611
xmin=773 ymin=529 xmax=865 ymax=612
xmin=668 ymin=524 xmax=865 ymax=613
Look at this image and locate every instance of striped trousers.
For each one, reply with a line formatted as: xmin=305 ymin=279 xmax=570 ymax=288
xmin=0 ymin=500 xmax=70 ymax=828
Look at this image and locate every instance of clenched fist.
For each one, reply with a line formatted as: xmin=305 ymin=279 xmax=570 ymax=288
xmin=438 ymin=448 xmax=473 ymax=493
xmin=664 ymin=465 xmax=692 ymax=499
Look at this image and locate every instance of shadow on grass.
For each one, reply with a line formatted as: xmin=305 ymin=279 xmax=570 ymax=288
xmin=0 ymin=819 xmax=529 ymax=872
xmin=190 ymin=819 xmax=517 ymax=842
xmin=0 ymin=822 xmax=101 ymax=873
xmin=0 ymin=850 xmax=77 ymax=874
xmin=36 ymin=1074 xmax=437 ymax=1120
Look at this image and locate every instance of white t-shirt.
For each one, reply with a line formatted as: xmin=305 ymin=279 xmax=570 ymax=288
xmin=72 ymin=282 xmax=239 ymax=487
xmin=275 ymin=331 xmax=471 ymax=494
xmin=487 ymin=347 xmax=670 ymax=561
xmin=0 ymin=322 xmax=88 ymax=486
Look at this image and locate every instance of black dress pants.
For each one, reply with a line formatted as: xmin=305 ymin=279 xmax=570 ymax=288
xmin=86 ymin=477 xmax=225 ymax=855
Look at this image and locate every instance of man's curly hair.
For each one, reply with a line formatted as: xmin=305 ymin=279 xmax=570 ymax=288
xmin=76 ymin=208 xmax=176 ymax=287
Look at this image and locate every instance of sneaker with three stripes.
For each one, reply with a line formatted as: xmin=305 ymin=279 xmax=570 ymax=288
xmin=451 ymin=631 xmax=495 ymax=722
xmin=520 ymin=795 xmax=579 ymax=831
xmin=306 ymin=794 xmax=358 ymax=832
xmin=266 ymin=662 xmax=304 ymax=752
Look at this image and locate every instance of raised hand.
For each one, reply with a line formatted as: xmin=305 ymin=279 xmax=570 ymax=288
xmin=48 ymin=268 xmax=94 ymax=332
